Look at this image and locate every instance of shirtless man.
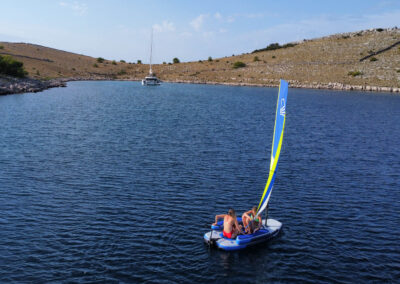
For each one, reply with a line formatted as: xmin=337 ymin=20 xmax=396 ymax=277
xmin=212 ymin=209 xmax=241 ymax=239
xmin=242 ymin=206 xmax=262 ymax=234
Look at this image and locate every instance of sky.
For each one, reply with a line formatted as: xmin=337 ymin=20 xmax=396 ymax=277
xmin=1 ymin=0 xmax=399 ymax=63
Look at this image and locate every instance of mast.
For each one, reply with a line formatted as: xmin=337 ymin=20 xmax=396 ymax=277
xmin=149 ymin=28 xmax=153 ymax=75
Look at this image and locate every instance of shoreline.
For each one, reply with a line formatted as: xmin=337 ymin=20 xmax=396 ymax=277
xmin=1 ymin=76 xmax=399 ymax=96
xmin=163 ymin=79 xmax=400 ymax=93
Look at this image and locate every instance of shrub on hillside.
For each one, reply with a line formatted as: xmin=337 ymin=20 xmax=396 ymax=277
xmin=0 ymin=45 xmax=4 ymax=49
xmin=376 ymin=28 xmax=384 ymax=32
xmin=97 ymin=57 xmax=105 ymax=63
xmin=137 ymin=60 xmax=142 ymax=64
xmin=93 ymin=63 xmax=99 ymax=68
xmin=112 ymin=60 xmax=117 ymax=65
xmin=253 ymin=56 xmax=260 ymax=62
xmin=252 ymin=42 xmax=297 ymax=53
xmin=233 ymin=61 xmax=246 ymax=69
xmin=370 ymin=57 xmax=378 ymax=62
xmin=348 ymin=70 xmax=363 ymax=77
xmin=117 ymin=69 xmax=127 ymax=75
xmin=208 ymin=56 xmax=213 ymax=62
xmin=0 ymin=55 xmax=28 ymax=77
xmin=120 ymin=60 xmax=126 ymax=63
xmin=173 ymin=57 xmax=180 ymax=64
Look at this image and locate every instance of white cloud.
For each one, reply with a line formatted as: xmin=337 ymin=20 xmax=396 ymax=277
xmin=190 ymin=14 xmax=208 ymax=31
xmin=153 ymin=21 xmax=176 ymax=33
xmin=226 ymin=16 xmax=235 ymax=23
xmin=202 ymin=31 xmax=215 ymax=38
xmin=214 ymin=12 xmax=222 ymax=20
xmin=180 ymin=31 xmax=193 ymax=37
xmin=59 ymin=1 xmax=87 ymax=15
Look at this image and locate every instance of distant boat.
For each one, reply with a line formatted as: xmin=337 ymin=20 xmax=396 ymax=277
xmin=142 ymin=28 xmax=161 ymax=86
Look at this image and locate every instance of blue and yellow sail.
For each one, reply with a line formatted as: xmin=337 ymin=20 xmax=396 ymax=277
xmin=256 ymin=79 xmax=288 ymax=216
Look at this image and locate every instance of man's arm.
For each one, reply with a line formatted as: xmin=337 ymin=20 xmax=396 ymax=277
xmin=234 ymin=218 xmax=241 ymax=233
xmin=212 ymin=214 xmax=226 ymax=225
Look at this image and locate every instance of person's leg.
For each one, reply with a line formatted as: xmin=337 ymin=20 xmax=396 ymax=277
xmin=242 ymin=214 xmax=249 ymax=233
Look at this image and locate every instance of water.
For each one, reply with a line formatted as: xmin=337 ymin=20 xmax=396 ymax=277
xmin=0 ymin=81 xmax=399 ymax=283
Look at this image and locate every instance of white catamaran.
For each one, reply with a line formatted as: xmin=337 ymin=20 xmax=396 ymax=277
xmin=142 ymin=28 xmax=161 ymax=86
xmin=204 ymin=79 xmax=288 ymax=251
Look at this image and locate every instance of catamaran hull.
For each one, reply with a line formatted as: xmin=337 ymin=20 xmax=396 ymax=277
xmin=141 ymin=80 xmax=160 ymax=86
xmin=204 ymin=219 xmax=282 ymax=251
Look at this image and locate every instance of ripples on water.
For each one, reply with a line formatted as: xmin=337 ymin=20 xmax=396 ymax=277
xmin=0 ymin=81 xmax=399 ymax=282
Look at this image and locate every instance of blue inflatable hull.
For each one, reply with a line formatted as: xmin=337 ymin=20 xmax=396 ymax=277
xmin=204 ymin=219 xmax=282 ymax=251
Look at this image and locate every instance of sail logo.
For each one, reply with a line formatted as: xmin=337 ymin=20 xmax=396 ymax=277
xmin=279 ymin=98 xmax=286 ymax=116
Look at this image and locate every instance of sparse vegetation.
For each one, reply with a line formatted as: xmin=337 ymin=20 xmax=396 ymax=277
xmin=0 ymin=45 xmax=4 ymax=49
xmin=163 ymin=62 xmax=166 ymax=64
xmin=97 ymin=57 xmax=105 ymax=63
xmin=173 ymin=57 xmax=180 ymax=64
xmin=0 ymin=55 xmax=28 ymax=77
xmin=252 ymin=42 xmax=297 ymax=53
xmin=117 ymin=69 xmax=127 ymax=75
xmin=233 ymin=61 xmax=246 ymax=69
xmin=93 ymin=63 xmax=98 ymax=68
xmin=348 ymin=70 xmax=363 ymax=77
xmin=370 ymin=57 xmax=378 ymax=62
xmin=120 ymin=60 xmax=126 ymax=63
xmin=112 ymin=60 xmax=117 ymax=65
xmin=1 ymin=29 xmax=398 ymax=91
xmin=208 ymin=56 xmax=213 ymax=62
xmin=137 ymin=60 xmax=142 ymax=64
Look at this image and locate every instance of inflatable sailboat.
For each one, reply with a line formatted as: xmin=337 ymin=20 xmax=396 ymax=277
xmin=204 ymin=79 xmax=288 ymax=251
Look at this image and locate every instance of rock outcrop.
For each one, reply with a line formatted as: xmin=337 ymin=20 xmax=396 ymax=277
xmin=0 ymin=76 xmax=67 ymax=95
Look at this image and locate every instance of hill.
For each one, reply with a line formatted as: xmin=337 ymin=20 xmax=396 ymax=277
xmin=1 ymin=27 xmax=399 ymax=92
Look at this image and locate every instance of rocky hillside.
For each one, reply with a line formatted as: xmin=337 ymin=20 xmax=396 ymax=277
xmin=1 ymin=28 xmax=399 ymax=91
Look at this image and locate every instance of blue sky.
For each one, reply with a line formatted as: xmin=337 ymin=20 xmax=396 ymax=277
xmin=1 ymin=0 xmax=399 ymax=63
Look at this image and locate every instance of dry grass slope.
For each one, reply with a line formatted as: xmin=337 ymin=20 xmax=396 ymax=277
xmin=1 ymin=28 xmax=399 ymax=89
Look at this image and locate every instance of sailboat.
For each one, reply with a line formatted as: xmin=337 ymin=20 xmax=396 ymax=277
xmin=204 ymin=79 xmax=288 ymax=251
xmin=142 ymin=28 xmax=161 ymax=86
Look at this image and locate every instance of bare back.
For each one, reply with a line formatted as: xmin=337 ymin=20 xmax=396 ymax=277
xmin=223 ymin=215 xmax=235 ymax=233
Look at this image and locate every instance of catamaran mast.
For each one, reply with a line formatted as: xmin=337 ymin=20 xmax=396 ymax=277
xmin=149 ymin=28 xmax=153 ymax=75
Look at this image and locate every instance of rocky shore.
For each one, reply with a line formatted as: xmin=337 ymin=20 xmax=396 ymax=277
xmin=0 ymin=75 xmax=67 ymax=96
xmin=166 ymin=79 xmax=400 ymax=93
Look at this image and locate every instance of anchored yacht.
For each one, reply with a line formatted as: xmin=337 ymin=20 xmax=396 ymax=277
xmin=142 ymin=29 xmax=161 ymax=86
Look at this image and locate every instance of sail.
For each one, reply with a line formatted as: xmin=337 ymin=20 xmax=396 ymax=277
xmin=256 ymin=79 xmax=288 ymax=217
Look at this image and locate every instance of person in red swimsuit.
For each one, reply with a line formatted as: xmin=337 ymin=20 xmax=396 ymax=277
xmin=212 ymin=209 xmax=241 ymax=239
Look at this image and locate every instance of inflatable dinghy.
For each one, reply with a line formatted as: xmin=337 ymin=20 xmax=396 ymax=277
xmin=204 ymin=218 xmax=282 ymax=251
xmin=204 ymin=80 xmax=288 ymax=251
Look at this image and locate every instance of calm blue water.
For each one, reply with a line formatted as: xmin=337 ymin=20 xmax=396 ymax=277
xmin=0 ymin=81 xmax=399 ymax=283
